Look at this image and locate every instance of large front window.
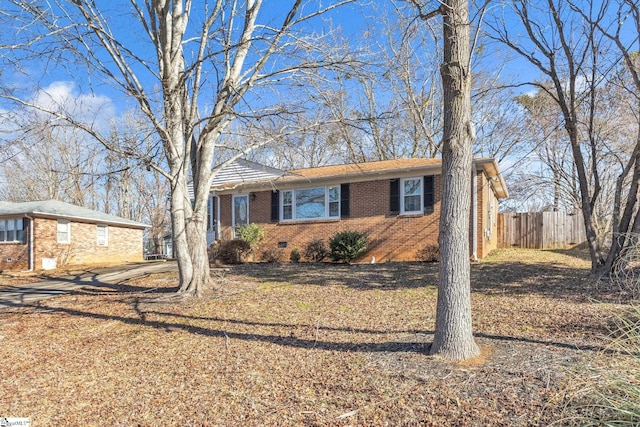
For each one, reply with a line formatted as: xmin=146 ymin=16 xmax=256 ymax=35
xmin=281 ymin=186 xmax=340 ymax=221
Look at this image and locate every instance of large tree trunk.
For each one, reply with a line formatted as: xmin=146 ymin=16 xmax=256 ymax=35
xmin=169 ymin=174 xmax=210 ymax=297
xmin=565 ymin=121 xmax=606 ymax=273
xmin=430 ymin=0 xmax=480 ymax=360
xmin=154 ymin=0 xmax=212 ymax=297
xmin=602 ymin=139 xmax=640 ymax=275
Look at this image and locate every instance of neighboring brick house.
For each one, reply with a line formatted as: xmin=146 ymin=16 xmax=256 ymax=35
xmin=206 ymin=158 xmax=508 ymax=262
xmin=0 ymin=200 xmax=149 ymax=271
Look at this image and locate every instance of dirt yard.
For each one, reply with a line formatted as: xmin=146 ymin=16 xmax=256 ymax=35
xmin=0 ymin=249 xmax=633 ymax=426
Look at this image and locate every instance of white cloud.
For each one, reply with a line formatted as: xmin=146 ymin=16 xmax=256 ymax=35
xmin=31 ymin=81 xmax=116 ymax=126
xmin=0 ymin=80 xmax=117 ymax=157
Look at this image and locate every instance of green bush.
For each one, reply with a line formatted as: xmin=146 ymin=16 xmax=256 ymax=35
xmin=329 ymin=230 xmax=368 ymax=263
xmin=236 ymin=223 xmax=265 ymax=250
xmin=218 ymin=239 xmax=252 ymax=264
xmin=261 ymin=247 xmax=284 ymax=263
xmin=304 ymin=239 xmax=328 ymax=262
xmin=290 ymin=247 xmax=301 ymax=263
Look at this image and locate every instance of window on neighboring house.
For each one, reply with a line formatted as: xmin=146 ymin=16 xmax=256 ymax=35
xmin=280 ymin=186 xmax=340 ymax=221
xmin=97 ymin=224 xmax=108 ymax=246
xmin=15 ymin=219 xmax=24 ymax=243
xmin=57 ymin=220 xmax=71 ymax=244
xmin=0 ymin=218 xmax=25 ymax=243
xmin=401 ymin=177 xmax=423 ymax=214
xmin=6 ymin=219 xmax=15 ymax=242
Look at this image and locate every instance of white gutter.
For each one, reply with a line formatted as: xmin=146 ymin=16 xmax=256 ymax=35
xmin=25 ymin=214 xmax=34 ymax=271
xmin=472 ymin=165 xmax=478 ymax=262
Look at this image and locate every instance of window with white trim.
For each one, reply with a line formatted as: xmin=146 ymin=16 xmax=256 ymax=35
xmin=57 ymin=220 xmax=71 ymax=244
xmin=97 ymin=224 xmax=108 ymax=246
xmin=401 ymin=177 xmax=423 ymax=214
xmin=0 ymin=218 xmax=25 ymax=243
xmin=282 ymin=190 xmax=293 ymax=220
xmin=280 ymin=186 xmax=340 ymax=221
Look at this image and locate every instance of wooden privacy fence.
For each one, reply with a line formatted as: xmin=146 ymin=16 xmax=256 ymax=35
xmin=497 ymin=211 xmax=586 ymax=249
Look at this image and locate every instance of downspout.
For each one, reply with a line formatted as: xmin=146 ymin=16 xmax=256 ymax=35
xmin=472 ymin=164 xmax=478 ymax=262
xmin=25 ymin=214 xmax=34 ymax=271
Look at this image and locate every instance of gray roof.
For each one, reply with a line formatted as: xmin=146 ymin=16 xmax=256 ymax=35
xmin=0 ymin=200 xmax=149 ymax=229
xmin=188 ymin=159 xmax=289 ymax=198
xmin=212 ymin=159 xmax=288 ymax=187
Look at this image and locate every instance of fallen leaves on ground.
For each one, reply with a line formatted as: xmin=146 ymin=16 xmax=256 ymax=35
xmin=0 ymin=249 xmax=629 ymax=426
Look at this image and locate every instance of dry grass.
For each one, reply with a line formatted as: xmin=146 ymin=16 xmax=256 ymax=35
xmin=0 ymin=249 xmax=630 ymax=426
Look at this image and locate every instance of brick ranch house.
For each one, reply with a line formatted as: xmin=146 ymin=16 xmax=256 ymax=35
xmin=0 ymin=200 xmax=148 ymax=271
xmin=206 ymin=158 xmax=508 ymax=262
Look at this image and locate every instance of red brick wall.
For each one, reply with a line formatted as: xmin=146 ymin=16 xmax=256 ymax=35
xmin=33 ymin=218 xmax=144 ymax=269
xmin=218 ymin=176 xmax=446 ymax=262
xmin=477 ymin=172 xmax=499 ymax=258
xmin=0 ymin=242 xmax=29 ymax=271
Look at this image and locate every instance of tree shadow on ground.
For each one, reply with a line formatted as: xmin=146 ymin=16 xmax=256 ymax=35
xmin=230 ymin=262 xmax=437 ymax=290
xmin=230 ymin=261 xmax=612 ymax=303
xmin=1 ymin=297 xmax=620 ymax=356
xmin=0 ymin=273 xmax=177 ymax=309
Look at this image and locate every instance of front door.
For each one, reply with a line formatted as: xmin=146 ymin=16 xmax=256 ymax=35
xmin=232 ymin=194 xmax=249 ymax=237
xmin=207 ymin=195 xmax=217 ymax=244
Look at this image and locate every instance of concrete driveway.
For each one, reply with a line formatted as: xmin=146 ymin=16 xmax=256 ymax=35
xmin=0 ymin=261 xmax=178 ymax=309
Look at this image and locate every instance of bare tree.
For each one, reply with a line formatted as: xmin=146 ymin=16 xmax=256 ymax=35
xmin=2 ymin=0 xmax=352 ymax=297
xmin=258 ymin=3 xmax=445 ymax=165
xmin=487 ymin=0 xmax=613 ymax=272
xmin=0 ymin=111 xmax=104 ymax=208
xmin=488 ymin=0 xmax=640 ymax=276
xmin=588 ymin=0 xmax=640 ymax=275
xmin=514 ymin=89 xmax=580 ymax=212
xmin=411 ymin=0 xmax=480 ymax=360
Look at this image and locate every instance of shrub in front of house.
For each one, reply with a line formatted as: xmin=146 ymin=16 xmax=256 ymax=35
xmin=261 ymin=247 xmax=284 ymax=263
xmin=417 ymin=244 xmax=440 ymax=262
xmin=236 ymin=223 xmax=265 ymax=251
xmin=304 ymin=238 xmax=329 ymax=262
xmin=219 ymin=239 xmax=252 ymax=264
xmin=329 ymin=230 xmax=368 ymax=264
xmin=290 ymin=247 xmax=300 ymax=263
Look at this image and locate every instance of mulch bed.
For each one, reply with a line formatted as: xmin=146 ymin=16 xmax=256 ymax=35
xmin=0 ymin=249 xmax=630 ymax=426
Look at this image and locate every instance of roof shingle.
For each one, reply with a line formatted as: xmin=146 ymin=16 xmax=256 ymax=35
xmin=0 ymin=200 xmax=149 ymax=228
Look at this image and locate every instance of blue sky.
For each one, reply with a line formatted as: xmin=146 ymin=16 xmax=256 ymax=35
xmin=1 ymin=0 xmax=637 ymax=158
